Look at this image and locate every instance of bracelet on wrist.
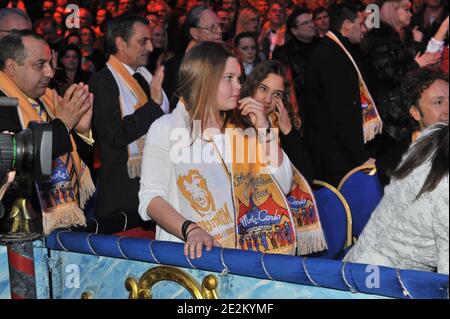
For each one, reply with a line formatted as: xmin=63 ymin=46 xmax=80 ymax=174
xmin=181 ymin=220 xmax=196 ymax=241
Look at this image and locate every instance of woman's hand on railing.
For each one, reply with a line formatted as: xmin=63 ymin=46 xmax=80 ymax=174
xmin=184 ymin=226 xmax=221 ymax=260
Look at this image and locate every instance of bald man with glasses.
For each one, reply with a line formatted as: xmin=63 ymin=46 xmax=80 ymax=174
xmin=163 ymin=5 xmax=223 ymax=108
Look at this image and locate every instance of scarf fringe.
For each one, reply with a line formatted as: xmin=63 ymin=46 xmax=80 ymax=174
xmin=296 ymin=227 xmax=328 ymax=256
xmin=42 ymin=205 xmax=87 ymax=235
xmin=363 ymin=121 xmax=383 ymax=144
xmin=127 ymin=157 xmax=142 ymax=179
xmin=79 ymin=168 xmax=96 ymax=209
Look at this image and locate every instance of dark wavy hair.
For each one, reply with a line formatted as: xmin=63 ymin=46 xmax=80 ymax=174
xmin=393 ymin=123 xmax=449 ymax=200
xmin=399 ymin=69 xmax=449 ymax=136
xmin=106 ymin=13 xmax=149 ymax=54
xmin=240 ymin=60 xmax=300 ymax=129
xmin=57 ymin=44 xmax=82 ymax=70
xmin=328 ymin=1 xmax=361 ymax=32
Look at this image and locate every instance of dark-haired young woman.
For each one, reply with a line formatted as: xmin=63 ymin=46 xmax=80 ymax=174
xmin=241 ymin=60 xmax=314 ymax=182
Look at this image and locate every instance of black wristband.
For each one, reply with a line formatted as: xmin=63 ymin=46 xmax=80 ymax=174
xmin=181 ymin=220 xmax=196 ymax=241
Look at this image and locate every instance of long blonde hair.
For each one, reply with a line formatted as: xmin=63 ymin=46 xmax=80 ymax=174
xmin=177 ymin=42 xmax=239 ymax=139
xmin=380 ymin=0 xmax=409 ymax=33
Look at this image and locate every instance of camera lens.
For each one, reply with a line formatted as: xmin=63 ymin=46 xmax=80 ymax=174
xmin=0 ymin=129 xmax=35 ymax=174
xmin=0 ymin=133 xmax=16 ymax=173
xmin=14 ymin=129 xmax=34 ymax=173
xmin=1 ymin=96 xmax=53 ymax=181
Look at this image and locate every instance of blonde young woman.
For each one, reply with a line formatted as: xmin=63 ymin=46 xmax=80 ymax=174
xmin=139 ymin=42 xmax=326 ymax=259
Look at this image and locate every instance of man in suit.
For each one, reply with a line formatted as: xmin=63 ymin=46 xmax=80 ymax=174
xmin=0 ymin=30 xmax=94 ymax=233
xmin=90 ymin=14 xmax=168 ymax=229
xmin=303 ymin=3 xmax=376 ymax=187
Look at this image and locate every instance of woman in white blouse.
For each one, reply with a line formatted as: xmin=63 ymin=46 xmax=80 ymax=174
xmin=345 ymin=123 xmax=449 ymax=275
xmin=138 ymin=42 xmax=295 ymax=260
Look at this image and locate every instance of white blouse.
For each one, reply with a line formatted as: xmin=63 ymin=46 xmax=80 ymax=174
xmin=344 ymin=160 xmax=449 ymax=275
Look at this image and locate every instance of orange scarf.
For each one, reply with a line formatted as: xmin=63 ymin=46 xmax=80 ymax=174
xmin=227 ymin=125 xmax=327 ymax=255
xmin=327 ymin=31 xmax=383 ymax=143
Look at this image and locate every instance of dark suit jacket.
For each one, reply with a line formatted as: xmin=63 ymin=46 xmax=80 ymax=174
xmin=302 ymin=33 xmax=371 ymax=187
xmin=89 ymin=67 xmax=164 ymax=226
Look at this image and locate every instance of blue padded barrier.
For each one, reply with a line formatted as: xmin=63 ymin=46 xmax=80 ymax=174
xmin=45 ymin=230 xmax=449 ymax=299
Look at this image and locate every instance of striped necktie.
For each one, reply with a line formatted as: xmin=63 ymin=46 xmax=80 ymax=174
xmin=29 ymin=99 xmax=49 ymax=123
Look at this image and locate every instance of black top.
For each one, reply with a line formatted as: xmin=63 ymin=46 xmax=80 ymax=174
xmin=85 ymin=49 xmax=107 ymax=73
xmin=361 ymin=23 xmax=420 ymax=147
xmin=162 ymin=52 xmax=185 ymax=109
xmin=279 ymin=128 xmax=315 ymax=184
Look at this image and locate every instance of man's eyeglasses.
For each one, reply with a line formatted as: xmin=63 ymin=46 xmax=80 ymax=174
xmin=195 ymin=23 xmax=222 ymax=34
